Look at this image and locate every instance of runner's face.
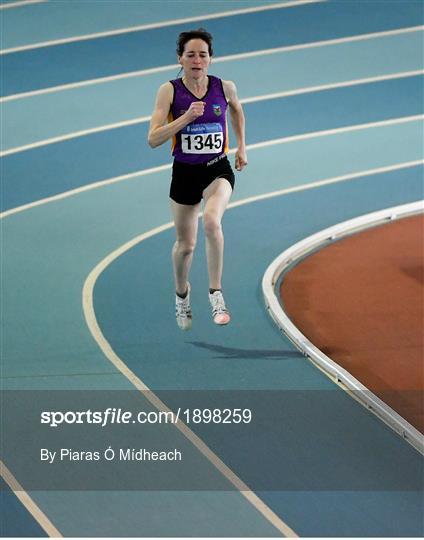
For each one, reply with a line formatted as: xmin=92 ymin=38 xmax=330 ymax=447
xmin=179 ymin=39 xmax=210 ymax=79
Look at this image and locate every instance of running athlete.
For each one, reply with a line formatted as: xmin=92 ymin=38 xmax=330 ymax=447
xmin=148 ymin=28 xmax=247 ymax=330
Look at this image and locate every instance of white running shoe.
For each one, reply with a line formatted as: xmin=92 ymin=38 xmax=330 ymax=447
xmin=208 ymin=290 xmax=231 ymax=325
xmin=175 ymin=283 xmax=192 ymax=330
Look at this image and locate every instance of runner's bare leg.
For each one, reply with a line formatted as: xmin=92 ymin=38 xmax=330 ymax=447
xmin=170 ymin=201 xmax=201 ymax=295
xmin=202 ymin=178 xmax=233 ymax=290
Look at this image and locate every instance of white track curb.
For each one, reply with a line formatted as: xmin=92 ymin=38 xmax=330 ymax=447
xmin=262 ymin=200 xmax=424 ymax=454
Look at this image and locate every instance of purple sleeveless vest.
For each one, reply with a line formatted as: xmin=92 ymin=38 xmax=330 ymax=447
xmin=169 ymin=75 xmax=229 ymax=165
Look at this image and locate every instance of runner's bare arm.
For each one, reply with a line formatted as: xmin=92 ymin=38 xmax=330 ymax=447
xmin=148 ymin=83 xmax=205 ymax=148
xmin=223 ymin=80 xmax=247 ymax=171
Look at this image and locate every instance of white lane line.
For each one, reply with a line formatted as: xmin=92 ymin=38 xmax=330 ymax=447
xmin=2 ymin=70 xmax=422 ymax=157
xmin=82 ymin=159 xmax=421 ymax=539
xmin=0 ymin=0 xmax=46 ymax=9
xmin=241 ymin=115 xmax=424 ymax=149
xmin=241 ymin=70 xmax=424 ymax=104
xmin=1 ymin=115 xmax=422 ymax=220
xmin=226 ymin=160 xmax=424 ymax=210
xmin=0 ymin=115 xmax=152 ymax=157
xmin=0 ymin=460 xmax=62 ymax=537
xmin=0 ymin=63 xmax=177 ymax=103
xmin=1 ymin=26 xmax=422 ymax=102
xmin=214 ymin=26 xmax=424 ymax=62
xmin=0 ymin=0 xmax=323 ymax=54
xmin=0 ymin=163 xmax=172 ymax=219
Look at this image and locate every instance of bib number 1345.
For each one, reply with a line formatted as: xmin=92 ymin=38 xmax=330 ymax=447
xmin=181 ymin=132 xmax=223 ymax=154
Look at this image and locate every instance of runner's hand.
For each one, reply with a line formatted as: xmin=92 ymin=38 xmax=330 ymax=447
xmin=185 ymin=101 xmax=206 ymax=122
xmin=235 ymin=148 xmax=248 ymax=171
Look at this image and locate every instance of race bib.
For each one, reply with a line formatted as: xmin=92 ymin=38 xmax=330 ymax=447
xmin=181 ymin=123 xmax=224 ymax=154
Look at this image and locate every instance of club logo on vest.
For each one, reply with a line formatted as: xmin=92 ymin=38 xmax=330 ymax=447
xmin=213 ymin=104 xmax=221 ymax=116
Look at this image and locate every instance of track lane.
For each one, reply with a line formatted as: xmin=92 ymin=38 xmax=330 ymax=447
xmin=3 ymin=30 xmax=422 ymax=150
xmin=1 ymin=0 xmax=287 ymax=50
xmin=89 ymin=165 xmax=423 ymax=537
xmin=2 ymin=75 xmax=423 ymax=211
xmin=2 ymin=1 xmax=422 ymax=96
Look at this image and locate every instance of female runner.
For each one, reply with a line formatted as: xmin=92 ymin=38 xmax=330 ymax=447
xmin=148 ymin=28 xmax=247 ymax=330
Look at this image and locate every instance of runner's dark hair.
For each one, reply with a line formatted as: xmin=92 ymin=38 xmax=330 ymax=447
xmin=176 ymin=28 xmax=213 ymax=78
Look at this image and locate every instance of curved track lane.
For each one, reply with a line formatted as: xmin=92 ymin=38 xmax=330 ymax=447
xmin=92 ymin=166 xmax=423 ymax=537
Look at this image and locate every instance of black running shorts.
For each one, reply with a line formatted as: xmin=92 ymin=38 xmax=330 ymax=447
xmin=170 ymin=154 xmax=235 ymax=205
